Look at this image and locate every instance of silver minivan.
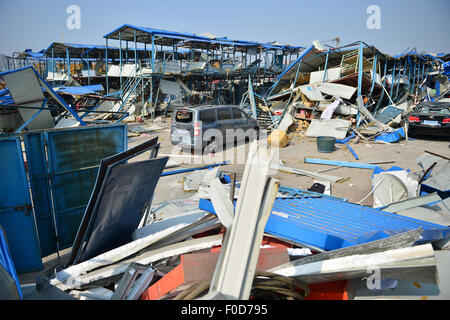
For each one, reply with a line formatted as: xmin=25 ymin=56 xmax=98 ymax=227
xmin=170 ymin=105 xmax=259 ymax=153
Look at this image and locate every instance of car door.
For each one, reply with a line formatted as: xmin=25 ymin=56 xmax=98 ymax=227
xmin=216 ymin=107 xmax=234 ymax=143
xmin=199 ymin=108 xmax=218 ymax=147
xmin=231 ymin=107 xmax=248 ymax=142
xmin=231 ymin=107 xmax=246 ymax=128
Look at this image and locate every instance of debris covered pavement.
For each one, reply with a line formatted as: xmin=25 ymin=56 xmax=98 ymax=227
xmin=0 ymin=22 xmax=450 ymax=304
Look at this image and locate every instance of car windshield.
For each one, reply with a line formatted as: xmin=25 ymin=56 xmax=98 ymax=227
xmin=418 ymin=107 xmax=450 ymax=115
xmin=175 ymin=110 xmax=193 ymax=123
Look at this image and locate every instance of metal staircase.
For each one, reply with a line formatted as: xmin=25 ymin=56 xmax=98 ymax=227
xmin=117 ymin=75 xmax=142 ymax=112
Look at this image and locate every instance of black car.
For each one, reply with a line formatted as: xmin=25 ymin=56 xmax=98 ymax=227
xmin=407 ymin=101 xmax=450 ymax=137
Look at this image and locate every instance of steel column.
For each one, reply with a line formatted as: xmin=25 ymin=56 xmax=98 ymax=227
xmin=390 ymin=62 xmax=396 ymax=100
xmin=66 ymin=48 xmax=71 ymax=79
xmin=357 ymin=42 xmax=364 ymax=97
xmin=369 ymin=53 xmax=378 ymax=96
xmin=119 ymin=31 xmax=123 ymax=89
xmin=322 ymin=49 xmax=330 ymax=83
xmin=106 ymin=38 xmax=109 ymax=94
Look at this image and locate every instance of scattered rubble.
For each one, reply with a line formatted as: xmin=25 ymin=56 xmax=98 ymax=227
xmin=0 ymin=23 xmax=449 ymax=303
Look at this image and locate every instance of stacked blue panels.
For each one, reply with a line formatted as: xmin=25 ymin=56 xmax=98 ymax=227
xmin=199 ymin=196 xmax=450 ymax=251
xmin=268 ymin=197 xmax=449 ymax=251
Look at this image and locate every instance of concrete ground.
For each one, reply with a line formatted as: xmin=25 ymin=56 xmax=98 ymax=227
xmin=17 ymin=118 xmax=450 ymax=292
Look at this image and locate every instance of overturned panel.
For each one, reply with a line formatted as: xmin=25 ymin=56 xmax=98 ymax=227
xmin=66 ymin=137 xmax=160 ymax=267
xmin=309 ymin=67 xmax=342 ymax=84
xmin=159 ymin=79 xmax=183 ymax=96
xmin=318 ymin=83 xmax=356 ymax=100
xmin=39 ymin=124 xmax=127 ymax=252
xmin=299 ymin=85 xmax=324 ymax=101
xmin=269 ymin=228 xmax=423 ymax=273
xmin=79 ymin=156 xmax=169 ymax=262
xmin=3 ymin=67 xmax=54 ymax=130
xmin=376 ymin=105 xmax=404 ymax=124
xmin=306 ymin=118 xmax=351 ymax=140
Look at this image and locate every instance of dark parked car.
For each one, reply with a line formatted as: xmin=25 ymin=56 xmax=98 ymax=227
xmin=170 ymin=105 xmax=260 ymax=153
xmin=408 ymin=101 xmax=450 ymax=137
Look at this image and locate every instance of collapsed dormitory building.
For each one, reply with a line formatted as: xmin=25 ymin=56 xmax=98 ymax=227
xmin=1 ymin=24 xmax=304 ymax=131
xmin=0 ymin=24 xmax=449 ymax=301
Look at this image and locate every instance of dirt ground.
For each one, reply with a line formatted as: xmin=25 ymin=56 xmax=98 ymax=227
xmin=128 ymin=119 xmax=449 ymax=207
xmin=18 ymin=118 xmax=450 ymax=288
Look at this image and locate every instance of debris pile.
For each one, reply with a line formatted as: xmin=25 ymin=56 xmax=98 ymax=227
xmin=0 ymin=136 xmax=447 ymax=301
xmin=237 ymin=42 xmax=449 ymax=149
xmin=0 ymin=26 xmax=449 ymax=302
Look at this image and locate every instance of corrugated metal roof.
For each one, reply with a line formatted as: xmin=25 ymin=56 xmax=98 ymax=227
xmin=103 ymin=24 xmax=304 ymax=51
xmin=199 ymin=196 xmax=450 ymax=252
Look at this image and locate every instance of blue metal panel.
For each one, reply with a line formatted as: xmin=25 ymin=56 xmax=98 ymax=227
xmin=304 ymin=158 xmax=380 ymax=170
xmin=357 ymin=41 xmax=364 ymax=97
xmin=0 ymin=137 xmax=43 ymax=273
xmin=44 ymin=124 xmax=127 ymax=250
xmin=375 ymin=105 xmax=404 ymax=124
xmin=23 ymin=132 xmax=57 ymax=257
xmin=199 ymin=196 xmax=450 ymax=252
xmin=268 ymin=197 xmax=450 ymax=250
xmin=22 ymin=124 xmax=128 ymax=256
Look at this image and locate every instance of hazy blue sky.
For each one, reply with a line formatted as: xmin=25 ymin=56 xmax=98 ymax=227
xmin=0 ymin=0 xmax=449 ymax=56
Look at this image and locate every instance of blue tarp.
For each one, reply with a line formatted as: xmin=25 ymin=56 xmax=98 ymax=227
xmin=372 ymin=165 xmax=406 ymax=176
xmin=374 ymin=127 xmax=406 ymax=143
xmin=55 ymin=84 xmax=104 ymax=96
xmin=23 ymin=51 xmax=46 ymax=61
xmin=443 ymin=61 xmax=450 ymax=77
